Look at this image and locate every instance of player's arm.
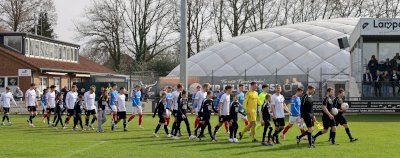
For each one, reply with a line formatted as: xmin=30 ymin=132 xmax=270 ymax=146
xmin=46 ymin=93 xmax=50 ymax=108
xmin=284 ymin=102 xmax=291 ymax=115
xmin=259 ymin=107 xmax=264 ymax=125
xmin=271 ymin=104 xmax=276 ymax=119
xmin=84 ymin=93 xmax=88 ymax=111
xmin=243 ymin=93 xmax=249 ymax=112
xmin=25 ymin=91 xmax=29 ymax=107
xmin=211 ymin=101 xmax=218 ymax=113
xmin=65 ymin=93 xmax=70 ymax=108
xmin=11 ymin=95 xmax=17 ymax=107
xmin=218 ymin=99 xmax=223 ymax=116
xmin=322 ymin=99 xmax=333 ymax=120
xmin=153 ymin=102 xmax=159 ymax=118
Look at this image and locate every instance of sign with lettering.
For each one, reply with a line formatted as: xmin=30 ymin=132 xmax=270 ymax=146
xmin=360 ymin=18 xmax=400 ymax=35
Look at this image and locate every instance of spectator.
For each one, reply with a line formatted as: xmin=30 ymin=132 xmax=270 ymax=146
xmin=13 ymin=87 xmax=23 ymax=101
xmin=373 ymin=70 xmax=383 ymax=97
xmin=396 ymin=53 xmax=400 ymax=71
xmin=390 ymin=56 xmax=397 ymax=71
xmin=382 ymin=70 xmax=390 ymax=97
xmin=368 ymin=55 xmax=378 ymax=78
xmin=383 ymin=58 xmax=391 ymax=72
xmin=391 ymin=70 xmax=399 ymax=96
xmin=362 ymin=69 xmax=373 ymax=97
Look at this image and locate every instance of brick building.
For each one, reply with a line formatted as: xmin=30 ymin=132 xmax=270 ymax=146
xmin=0 ymin=32 xmax=121 ymax=96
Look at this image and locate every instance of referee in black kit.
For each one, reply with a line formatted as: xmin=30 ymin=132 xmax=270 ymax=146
xmin=296 ymin=85 xmax=316 ymax=148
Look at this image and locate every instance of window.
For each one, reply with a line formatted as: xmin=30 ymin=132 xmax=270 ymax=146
xmin=53 ymin=77 xmax=61 ymax=92
xmin=39 ymin=77 xmax=48 ymax=96
xmin=363 ymin=43 xmax=377 ymax=66
xmin=4 ymin=36 xmax=22 ymax=52
xmin=25 ymin=38 xmax=29 ymax=55
xmin=379 ymin=43 xmax=400 ymax=61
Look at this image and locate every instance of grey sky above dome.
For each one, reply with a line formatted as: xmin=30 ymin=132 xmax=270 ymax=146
xmin=168 ymin=18 xmax=359 ymax=82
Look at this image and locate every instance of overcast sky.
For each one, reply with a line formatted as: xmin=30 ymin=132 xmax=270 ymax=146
xmin=54 ymin=0 xmax=91 ymax=44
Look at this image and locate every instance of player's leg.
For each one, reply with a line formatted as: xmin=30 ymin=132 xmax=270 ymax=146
xmin=339 ymin=115 xmax=358 ymax=142
xmin=138 ymin=106 xmax=143 ymax=128
xmin=183 ymin=118 xmax=194 ymax=138
xmin=127 ymin=106 xmax=136 ymax=122
xmin=296 ymin=115 xmax=314 ymax=148
xmin=212 ymin=117 xmax=224 ymax=138
xmin=97 ymin=110 xmax=103 ymax=132
xmin=282 ymin=116 xmax=295 ymax=139
xmin=312 ymin=118 xmax=330 ymax=142
xmin=47 ymin=108 xmax=51 ymax=125
xmin=73 ymin=115 xmax=78 ymax=130
xmin=229 ymin=121 xmax=234 ymax=141
xmin=90 ymin=110 xmax=97 ymax=127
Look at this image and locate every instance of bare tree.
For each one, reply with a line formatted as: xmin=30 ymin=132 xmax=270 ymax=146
xmin=120 ymin=0 xmax=177 ymax=71
xmin=188 ymin=0 xmax=213 ymax=55
xmin=76 ymin=0 xmax=125 ymax=72
xmin=0 ymin=0 xmax=55 ymax=32
xmin=211 ymin=0 xmax=225 ymax=42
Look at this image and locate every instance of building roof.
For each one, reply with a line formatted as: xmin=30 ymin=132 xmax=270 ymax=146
xmin=0 ymin=46 xmax=116 ymax=74
xmin=168 ymin=18 xmax=359 ymax=82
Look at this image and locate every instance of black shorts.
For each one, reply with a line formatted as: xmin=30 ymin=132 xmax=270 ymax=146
xmin=47 ymin=108 xmax=55 ymax=113
xmin=322 ymin=116 xmax=336 ymax=129
xmin=158 ymin=115 xmax=166 ymax=123
xmin=335 ymin=115 xmax=347 ymax=126
xmin=28 ymin=106 xmax=36 ymax=112
xmin=302 ymin=114 xmax=314 ymax=128
xmin=85 ymin=109 xmax=96 ymax=116
xmin=3 ymin=107 xmax=10 ymax=113
xmin=172 ymin=110 xmax=178 ymax=117
xmin=218 ymin=115 xmax=230 ymax=123
xmin=273 ymin=118 xmax=285 ymax=127
xmin=67 ymin=109 xmax=74 ymax=116
xmin=117 ymin=111 xmax=127 ymax=119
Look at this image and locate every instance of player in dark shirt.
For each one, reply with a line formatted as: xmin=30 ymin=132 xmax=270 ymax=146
xmin=331 ymin=88 xmax=358 ymax=142
xmin=73 ymin=95 xmax=84 ymax=131
xmin=152 ymin=91 xmax=170 ymax=137
xmin=228 ymin=94 xmax=245 ymax=143
xmin=313 ymin=87 xmax=339 ymax=145
xmin=53 ymin=93 xmax=65 ymax=129
xmin=194 ymin=91 xmax=217 ymax=141
xmin=260 ymin=94 xmax=273 ymax=146
xmin=296 ymin=85 xmax=317 ymax=148
xmin=172 ymin=90 xmax=196 ymax=140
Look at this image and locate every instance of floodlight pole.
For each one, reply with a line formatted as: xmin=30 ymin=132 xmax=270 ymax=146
xmin=180 ymin=0 xmax=188 ymax=90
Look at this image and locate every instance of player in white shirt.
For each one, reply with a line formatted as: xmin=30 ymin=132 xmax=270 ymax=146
xmin=84 ymin=86 xmax=97 ymax=130
xmin=212 ymin=85 xmax=233 ymax=142
xmin=170 ymin=83 xmax=183 ymax=137
xmin=1 ymin=87 xmax=17 ymax=126
xmin=64 ymin=85 xmax=78 ymax=127
xmin=115 ymin=87 xmax=128 ymax=131
xmin=25 ymin=83 xmax=38 ymax=127
xmin=46 ymin=85 xmax=57 ymax=127
xmin=270 ymin=85 xmax=291 ymax=144
xmin=192 ymin=84 xmax=209 ymax=129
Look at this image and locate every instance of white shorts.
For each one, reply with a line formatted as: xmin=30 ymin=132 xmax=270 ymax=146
xmin=132 ymin=106 xmax=142 ymax=115
xmin=238 ymin=113 xmax=247 ymax=120
xmin=166 ymin=110 xmax=171 ymax=117
xmin=289 ymin=116 xmax=302 ymax=125
xmin=110 ymin=105 xmax=117 ymax=112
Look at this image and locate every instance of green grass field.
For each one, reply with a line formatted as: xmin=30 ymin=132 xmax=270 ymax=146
xmin=0 ymin=114 xmax=399 ymax=158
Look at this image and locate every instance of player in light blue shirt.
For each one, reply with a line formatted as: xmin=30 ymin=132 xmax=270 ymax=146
xmin=237 ymin=84 xmax=249 ymax=127
xmin=109 ymin=84 xmax=118 ymax=130
xmin=128 ymin=85 xmax=144 ymax=128
xmin=165 ymin=86 xmax=173 ymax=126
xmin=281 ymin=88 xmax=305 ymax=139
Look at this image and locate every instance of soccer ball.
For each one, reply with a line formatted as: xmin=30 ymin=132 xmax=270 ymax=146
xmin=331 ymin=108 xmax=338 ymax=116
xmin=298 ymin=123 xmax=306 ymax=129
xmin=341 ymin=103 xmax=349 ymax=110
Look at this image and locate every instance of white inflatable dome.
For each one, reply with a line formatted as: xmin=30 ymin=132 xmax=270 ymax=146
xmin=169 ymin=18 xmax=358 ymax=82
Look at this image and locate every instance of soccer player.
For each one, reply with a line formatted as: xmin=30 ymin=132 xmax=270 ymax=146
xmin=228 ymin=93 xmax=245 ymax=143
xmin=1 ymin=87 xmax=18 ymax=126
xmin=170 ymin=83 xmax=183 ymax=138
xmin=213 ymin=85 xmax=233 ymax=142
xmin=237 ymin=84 xmax=249 ymax=127
xmin=193 ymin=84 xmax=209 ymax=129
xmin=46 ymin=85 xmax=56 ymax=127
xmin=109 ymin=84 xmax=118 ymax=131
xmin=312 ymin=87 xmax=339 ymax=145
xmin=64 ymin=85 xmax=78 ymax=127
xmin=128 ymin=85 xmax=143 ymax=128
xmin=215 ymin=90 xmax=229 ymax=134
xmin=271 ymin=85 xmax=291 ymax=144
xmin=97 ymin=89 xmax=109 ymax=132
xmin=172 ymin=90 xmax=196 ymax=140
xmin=260 ymin=94 xmax=273 ymax=146
xmin=73 ymin=95 xmax=84 ymax=131
xmin=84 ymin=86 xmax=97 ymax=130
xmin=53 ymin=93 xmax=65 ymax=129
xmin=115 ymin=87 xmax=128 ymax=131
xmin=165 ymin=86 xmax=173 ymax=126
xmin=296 ymin=85 xmax=317 ymax=148
xmin=332 ymin=88 xmax=358 ymax=142
xmin=152 ymin=91 xmax=170 ymax=137
xmin=239 ymin=82 xmax=262 ymax=142
xmin=195 ymin=91 xmax=217 ymax=141
xmin=41 ymin=88 xmax=48 ymax=122
xmin=281 ymin=88 xmax=304 ymax=139
xmin=258 ymin=85 xmax=269 ymax=113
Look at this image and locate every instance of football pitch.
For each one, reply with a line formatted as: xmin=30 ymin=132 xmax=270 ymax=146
xmin=0 ymin=114 xmax=398 ymax=158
